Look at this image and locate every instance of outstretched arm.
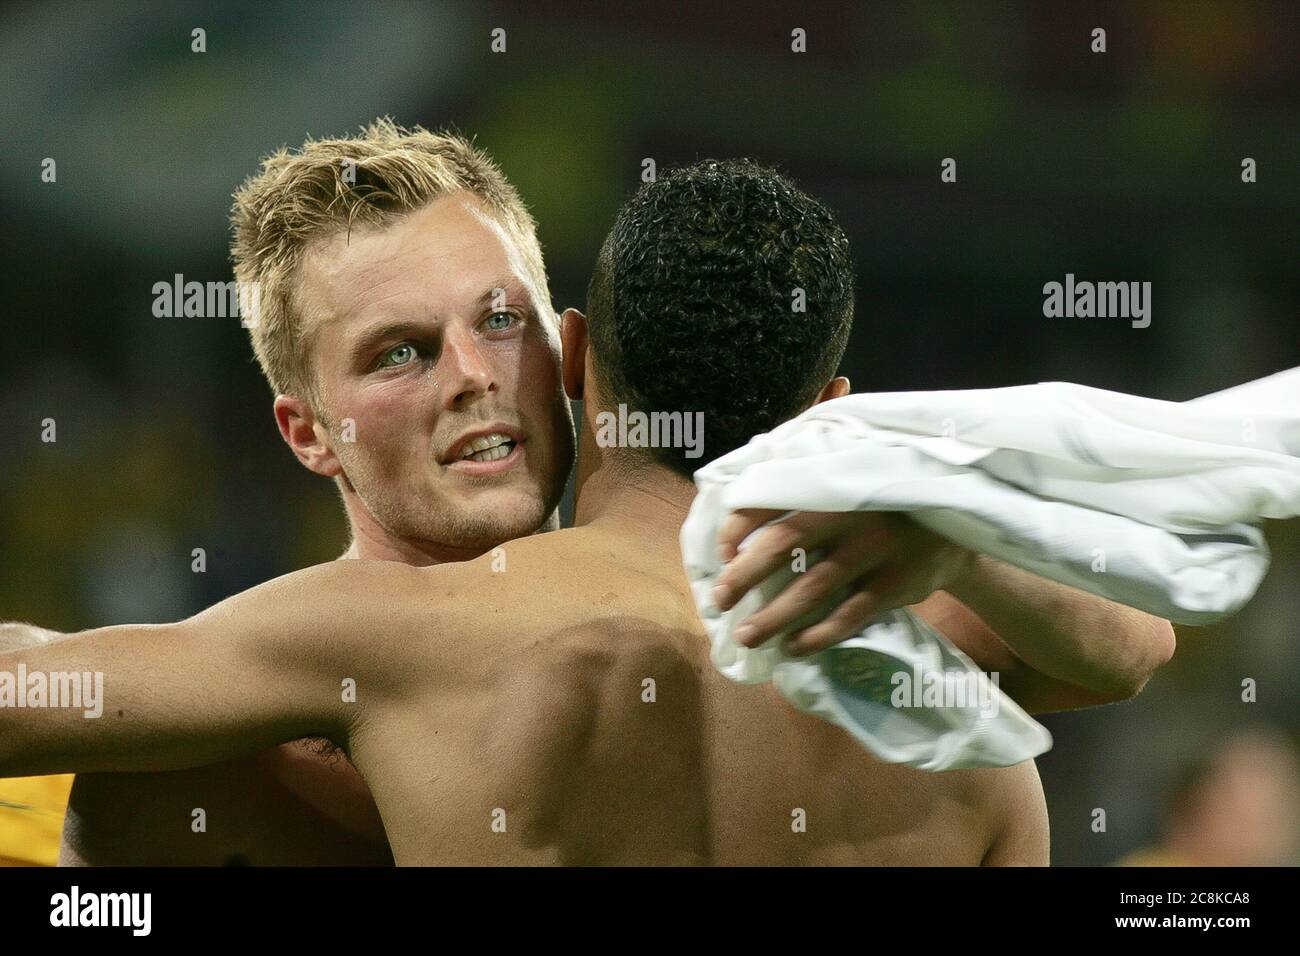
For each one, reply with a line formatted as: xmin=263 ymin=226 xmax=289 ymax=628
xmin=935 ymin=552 xmax=1174 ymax=708
xmin=0 ymin=560 xmax=421 ymax=779
xmin=711 ymin=510 xmax=1175 ymax=713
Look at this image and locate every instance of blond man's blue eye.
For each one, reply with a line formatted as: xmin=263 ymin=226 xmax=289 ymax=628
xmin=486 ymin=312 xmax=515 ymax=331
xmin=380 ymin=344 xmax=415 ymax=367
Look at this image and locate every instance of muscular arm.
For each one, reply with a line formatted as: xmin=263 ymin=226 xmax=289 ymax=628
xmin=6 ymin=613 xmax=391 ymax=866
xmin=924 ymin=553 xmax=1176 ymax=712
xmin=0 ymin=560 xmax=420 ymax=780
xmin=713 ymin=510 xmax=1177 ymax=714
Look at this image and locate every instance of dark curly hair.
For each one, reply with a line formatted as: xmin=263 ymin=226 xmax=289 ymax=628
xmin=587 ymin=158 xmax=854 ymax=476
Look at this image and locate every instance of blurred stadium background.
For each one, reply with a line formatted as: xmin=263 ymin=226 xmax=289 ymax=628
xmin=0 ymin=0 xmax=1296 ymax=865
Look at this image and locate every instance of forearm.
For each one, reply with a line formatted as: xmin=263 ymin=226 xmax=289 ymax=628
xmin=0 ymin=620 xmax=338 ymax=779
xmin=2 ymin=560 xmax=421 ymax=784
xmin=1 ymin=625 xmax=216 ymax=777
xmin=945 ymin=553 xmax=1176 ymax=699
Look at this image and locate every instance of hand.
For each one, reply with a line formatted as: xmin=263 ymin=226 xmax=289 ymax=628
xmin=710 ymin=509 xmax=975 ymax=656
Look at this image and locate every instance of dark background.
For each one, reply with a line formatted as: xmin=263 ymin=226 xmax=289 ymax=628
xmin=1 ymin=0 xmax=1297 ymax=865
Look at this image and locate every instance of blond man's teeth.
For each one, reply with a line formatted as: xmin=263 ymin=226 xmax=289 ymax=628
xmin=460 ymin=433 xmax=515 ymax=462
xmin=465 ymin=444 xmax=512 ymax=463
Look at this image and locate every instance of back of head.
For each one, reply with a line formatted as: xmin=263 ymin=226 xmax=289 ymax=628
xmin=586 ymin=159 xmax=854 ymax=476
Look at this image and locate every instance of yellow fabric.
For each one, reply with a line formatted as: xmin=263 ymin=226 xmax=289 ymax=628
xmin=0 ymin=775 xmax=73 ymax=866
xmin=1114 ymin=846 xmax=1196 ymax=867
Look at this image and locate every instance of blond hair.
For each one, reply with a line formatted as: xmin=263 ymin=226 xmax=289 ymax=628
xmin=230 ymin=118 xmax=550 ymax=405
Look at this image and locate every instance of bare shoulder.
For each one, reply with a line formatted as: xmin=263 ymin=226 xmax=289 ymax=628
xmin=197 ymin=557 xmax=434 ymax=663
xmin=255 ymin=557 xmax=500 ymax=676
xmin=231 ymin=556 xmax=430 ymax=611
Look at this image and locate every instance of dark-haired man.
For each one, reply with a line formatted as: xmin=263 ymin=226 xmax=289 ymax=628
xmin=3 ymin=160 xmax=1169 ymax=863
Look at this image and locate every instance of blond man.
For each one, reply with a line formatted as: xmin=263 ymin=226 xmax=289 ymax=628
xmin=51 ymin=120 xmax=575 ymax=865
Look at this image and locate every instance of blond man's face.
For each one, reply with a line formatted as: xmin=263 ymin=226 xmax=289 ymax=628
xmin=295 ymin=192 xmax=574 ymax=553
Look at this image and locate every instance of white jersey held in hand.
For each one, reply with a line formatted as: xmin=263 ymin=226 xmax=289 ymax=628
xmin=681 ymin=367 xmax=1300 ymax=772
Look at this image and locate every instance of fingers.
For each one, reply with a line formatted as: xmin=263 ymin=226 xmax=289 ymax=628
xmin=715 ymin=508 xmax=783 ymax=564
xmin=715 ymin=510 xmax=894 ymax=609
xmin=782 ymin=589 xmax=883 ymax=656
xmin=731 ymin=554 xmax=858 ymax=647
xmin=781 ymin=546 xmax=925 ymax=655
xmin=711 ymin=509 xmax=938 ymax=655
xmin=713 ymin=511 xmax=805 ymax=611
xmin=732 ymin=531 xmax=889 ymax=647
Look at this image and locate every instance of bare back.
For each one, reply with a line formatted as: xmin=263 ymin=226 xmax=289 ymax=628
xmin=350 ymin=525 xmax=1049 ymax=865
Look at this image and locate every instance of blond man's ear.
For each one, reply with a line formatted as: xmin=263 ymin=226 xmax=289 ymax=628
xmin=274 ymin=394 xmax=343 ymax=478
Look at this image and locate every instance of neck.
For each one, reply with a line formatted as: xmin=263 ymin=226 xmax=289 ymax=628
xmin=337 ymin=526 xmax=478 ymax=566
xmin=338 ymin=487 xmax=559 ymax=566
xmin=572 ymin=424 xmax=696 ymax=546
